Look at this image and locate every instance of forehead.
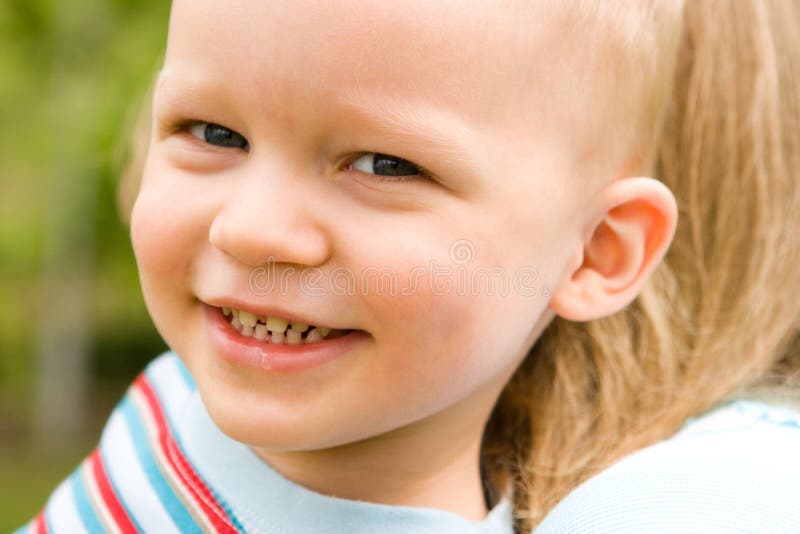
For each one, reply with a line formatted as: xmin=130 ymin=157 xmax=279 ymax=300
xmin=163 ymin=0 xmax=582 ymax=141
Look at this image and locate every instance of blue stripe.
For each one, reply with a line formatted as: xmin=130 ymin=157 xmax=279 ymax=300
xmin=99 ymin=446 xmax=144 ymax=533
xmin=70 ymin=468 xmax=105 ymax=533
xmin=121 ymin=395 xmax=203 ymax=534
xmin=11 ymin=523 xmax=30 ymax=534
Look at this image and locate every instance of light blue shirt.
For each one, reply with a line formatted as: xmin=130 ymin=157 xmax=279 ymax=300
xmin=534 ymin=398 xmax=800 ymax=533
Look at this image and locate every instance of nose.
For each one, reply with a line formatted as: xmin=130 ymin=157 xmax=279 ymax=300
xmin=208 ymin=166 xmax=332 ymax=268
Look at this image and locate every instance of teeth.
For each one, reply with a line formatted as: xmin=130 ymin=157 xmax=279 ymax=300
xmin=225 ymin=307 xmax=341 ymax=343
xmin=254 ymin=324 xmax=268 ymax=341
xmin=239 ymin=310 xmax=258 ymax=328
xmin=286 ymin=329 xmax=302 ymax=345
xmin=305 ymin=328 xmax=322 ymax=342
xmin=266 ymin=316 xmax=289 ymax=333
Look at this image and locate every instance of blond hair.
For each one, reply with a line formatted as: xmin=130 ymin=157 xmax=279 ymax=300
xmin=481 ymin=1 xmax=800 ymax=531
xmin=115 ymin=63 xmax=158 ymax=226
xmin=116 ymin=2 xmax=800 ymax=532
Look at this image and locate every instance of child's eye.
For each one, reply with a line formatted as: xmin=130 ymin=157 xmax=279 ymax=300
xmin=188 ymin=122 xmax=249 ymax=151
xmin=347 ymin=153 xmax=422 ymax=180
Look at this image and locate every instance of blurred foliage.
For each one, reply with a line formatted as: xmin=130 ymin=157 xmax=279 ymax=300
xmin=1 ymin=0 xmax=170 ymax=526
xmin=0 ymin=440 xmax=96 ymax=530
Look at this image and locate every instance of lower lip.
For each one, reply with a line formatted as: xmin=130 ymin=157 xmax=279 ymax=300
xmin=203 ymin=303 xmax=370 ymax=373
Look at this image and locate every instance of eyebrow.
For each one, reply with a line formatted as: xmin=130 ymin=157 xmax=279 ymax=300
xmin=153 ymin=71 xmax=233 ymax=124
xmin=330 ymin=92 xmax=482 ymax=171
xmin=154 ymin=71 xmax=482 ymax=176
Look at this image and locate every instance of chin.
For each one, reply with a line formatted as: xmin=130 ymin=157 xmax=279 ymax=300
xmin=197 ymin=384 xmax=352 ymax=452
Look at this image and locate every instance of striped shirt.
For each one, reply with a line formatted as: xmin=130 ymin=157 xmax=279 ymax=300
xmin=14 ymin=351 xmax=514 ymax=534
xmin=16 ymin=350 xmax=800 ymax=533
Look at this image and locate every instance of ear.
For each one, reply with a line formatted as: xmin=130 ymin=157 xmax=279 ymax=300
xmin=548 ymin=177 xmax=678 ymax=322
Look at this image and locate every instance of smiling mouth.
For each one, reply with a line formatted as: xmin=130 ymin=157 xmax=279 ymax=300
xmin=221 ymin=307 xmax=351 ymax=345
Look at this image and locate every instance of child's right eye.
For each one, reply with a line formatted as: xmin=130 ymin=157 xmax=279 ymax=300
xmin=188 ymin=122 xmax=250 ymax=151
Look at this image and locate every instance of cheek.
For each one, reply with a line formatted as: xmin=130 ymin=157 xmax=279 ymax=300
xmin=352 ymin=252 xmax=526 ymax=391
xmin=341 ymin=212 xmax=553 ymax=368
xmin=130 ymin=174 xmax=214 ymax=292
xmin=130 ymin=180 xmax=215 ymax=357
xmin=130 ymin=189 xmax=185 ymax=291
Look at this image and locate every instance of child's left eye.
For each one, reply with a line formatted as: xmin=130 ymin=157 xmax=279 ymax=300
xmin=347 ymin=153 xmax=422 ymax=180
xmin=188 ymin=122 xmax=249 ymax=151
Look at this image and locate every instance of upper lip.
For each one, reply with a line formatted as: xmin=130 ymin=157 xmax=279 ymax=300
xmin=202 ymin=297 xmax=343 ymax=330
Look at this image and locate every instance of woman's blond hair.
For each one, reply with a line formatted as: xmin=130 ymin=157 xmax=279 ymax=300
xmin=480 ymin=1 xmax=800 ymax=531
xmin=117 ymin=1 xmax=800 ymax=532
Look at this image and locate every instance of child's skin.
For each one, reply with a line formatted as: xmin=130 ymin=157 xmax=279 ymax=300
xmin=131 ymin=0 xmax=677 ymax=522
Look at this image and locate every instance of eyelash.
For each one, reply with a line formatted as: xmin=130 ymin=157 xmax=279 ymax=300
xmin=343 ymin=153 xmax=434 ymax=183
xmin=169 ymin=119 xmax=434 ymax=182
xmin=170 ymin=119 xmax=249 ymax=152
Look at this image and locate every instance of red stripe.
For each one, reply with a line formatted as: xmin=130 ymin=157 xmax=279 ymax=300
xmin=89 ymin=448 xmax=139 ymax=533
xmin=135 ymin=374 xmax=238 ymax=533
xmin=32 ymin=509 xmax=48 ymax=534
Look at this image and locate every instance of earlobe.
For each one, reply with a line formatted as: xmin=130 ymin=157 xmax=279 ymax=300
xmin=549 ymin=177 xmax=678 ymax=322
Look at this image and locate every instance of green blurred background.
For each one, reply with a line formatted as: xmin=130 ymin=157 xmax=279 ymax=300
xmin=0 ymin=1 xmax=171 ymax=529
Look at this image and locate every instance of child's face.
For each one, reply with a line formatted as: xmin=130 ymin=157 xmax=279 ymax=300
xmin=132 ymin=1 xmax=592 ymax=451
